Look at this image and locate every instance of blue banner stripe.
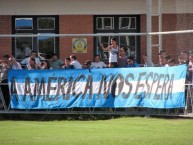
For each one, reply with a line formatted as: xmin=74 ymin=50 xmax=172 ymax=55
xmin=10 ymin=92 xmax=185 ymax=109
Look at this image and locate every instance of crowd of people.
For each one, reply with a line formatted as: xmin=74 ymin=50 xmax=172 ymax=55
xmin=0 ymin=37 xmax=193 ymax=109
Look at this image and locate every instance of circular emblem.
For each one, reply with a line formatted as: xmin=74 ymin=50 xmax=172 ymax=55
xmin=72 ymin=38 xmax=87 ymax=53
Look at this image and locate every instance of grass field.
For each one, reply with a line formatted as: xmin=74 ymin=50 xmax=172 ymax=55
xmin=0 ymin=116 xmax=193 ymax=145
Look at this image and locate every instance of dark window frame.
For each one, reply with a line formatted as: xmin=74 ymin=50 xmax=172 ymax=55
xmin=94 ymin=15 xmax=140 ymax=63
xmin=12 ymin=15 xmax=59 ymax=60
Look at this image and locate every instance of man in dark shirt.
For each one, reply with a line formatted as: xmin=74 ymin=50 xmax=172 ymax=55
xmin=118 ymin=47 xmax=127 ymax=68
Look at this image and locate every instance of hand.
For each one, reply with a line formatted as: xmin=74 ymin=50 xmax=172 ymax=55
xmin=99 ymin=43 xmax=104 ymax=48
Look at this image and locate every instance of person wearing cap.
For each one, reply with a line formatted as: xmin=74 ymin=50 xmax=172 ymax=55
xmin=127 ymin=56 xmax=139 ymax=67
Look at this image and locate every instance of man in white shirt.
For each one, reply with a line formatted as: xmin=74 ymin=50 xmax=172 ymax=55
xmin=21 ymin=51 xmax=41 ymax=68
xmin=91 ymin=54 xmax=107 ymax=68
xmin=70 ymin=55 xmax=82 ymax=69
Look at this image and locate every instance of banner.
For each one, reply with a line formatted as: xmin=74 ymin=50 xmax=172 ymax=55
xmin=8 ymin=65 xmax=187 ymax=109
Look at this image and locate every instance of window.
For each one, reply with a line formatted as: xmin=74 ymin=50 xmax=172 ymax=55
xmin=12 ymin=16 xmax=59 ymax=60
xmin=15 ymin=18 xmax=33 ymax=30
xmin=119 ymin=36 xmax=137 ymax=57
xmin=94 ymin=15 xmax=140 ymax=62
xmin=37 ymin=17 xmax=55 ymax=30
xmin=119 ymin=17 xmax=136 ymax=29
xmin=96 ymin=17 xmax=114 ymax=30
xmin=38 ymin=33 xmax=55 ymax=59
xmin=15 ymin=33 xmax=33 ymax=59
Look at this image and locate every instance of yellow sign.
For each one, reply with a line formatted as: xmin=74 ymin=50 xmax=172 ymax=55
xmin=72 ymin=38 xmax=87 ymax=53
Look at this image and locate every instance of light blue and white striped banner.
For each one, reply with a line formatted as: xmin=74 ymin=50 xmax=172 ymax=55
xmin=8 ymin=64 xmax=187 ymax=109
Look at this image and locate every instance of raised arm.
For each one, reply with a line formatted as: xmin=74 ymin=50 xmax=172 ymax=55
xmin=100 ymin=43 xmax=111 ymax=51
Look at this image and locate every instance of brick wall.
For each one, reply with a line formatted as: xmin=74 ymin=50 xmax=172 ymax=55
xmin=0 ymin=15 xmax=12 ymax=59
xmin=59 ymin=15 xmax=94 ymax=64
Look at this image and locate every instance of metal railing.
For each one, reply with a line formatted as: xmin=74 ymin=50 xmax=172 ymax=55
xmin=0 ymin=82 xmax=193 ymax=116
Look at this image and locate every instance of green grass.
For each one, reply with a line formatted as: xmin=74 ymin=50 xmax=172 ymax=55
xmin=0 ymin=117 xmax=193 ymax=145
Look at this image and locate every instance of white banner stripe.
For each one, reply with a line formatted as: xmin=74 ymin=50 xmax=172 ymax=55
xmin=10 ymin=79 xmax=185 ymax=95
